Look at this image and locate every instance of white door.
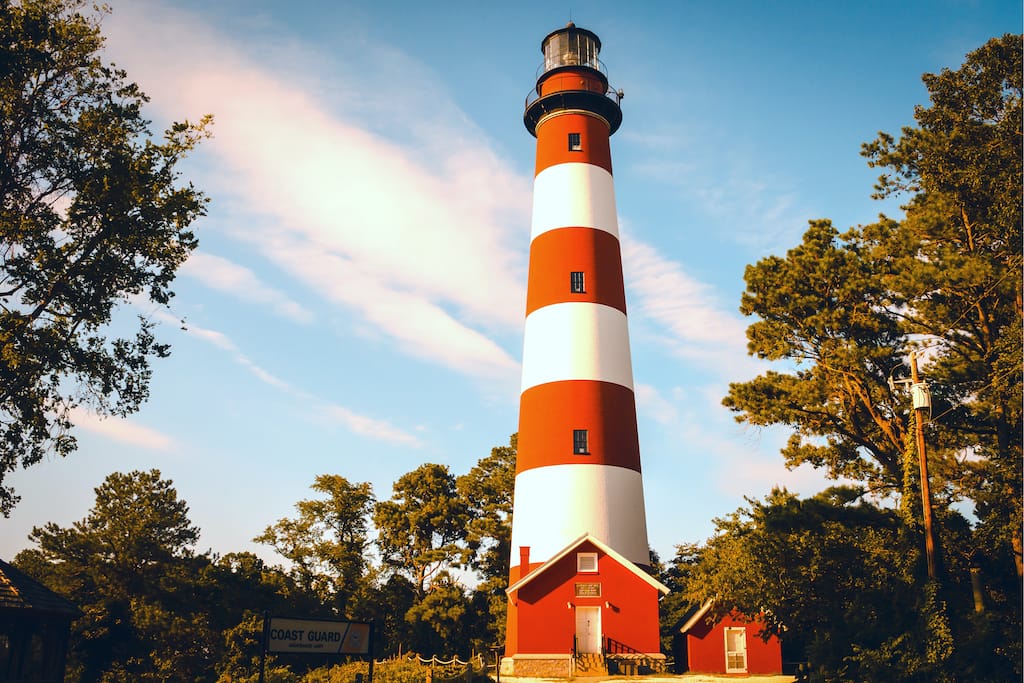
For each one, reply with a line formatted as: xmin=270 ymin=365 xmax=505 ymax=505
xmin=575 ymin=606 xmax=601 ymax=654
xmin=724 ymin=627 xmax=747 ymax=673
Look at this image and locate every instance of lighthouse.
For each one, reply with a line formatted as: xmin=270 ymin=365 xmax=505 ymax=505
xmin=503 ymin=23 xmax=667 ymax=677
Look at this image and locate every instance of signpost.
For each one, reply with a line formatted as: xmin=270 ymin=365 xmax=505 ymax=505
xmin=259 ymin=615 xmax=374 ymax=683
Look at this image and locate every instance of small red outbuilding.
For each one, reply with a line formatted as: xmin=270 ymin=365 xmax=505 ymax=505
xmin=678 ymin=600 xmax=783 ymax=675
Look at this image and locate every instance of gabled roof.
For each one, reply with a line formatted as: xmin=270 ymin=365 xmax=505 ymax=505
xmin=0 ymin=559 xmax=81 ymax=617
xmin=506 ymin=533 xmax=670 ymax=596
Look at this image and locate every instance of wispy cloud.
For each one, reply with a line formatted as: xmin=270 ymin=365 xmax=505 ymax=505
xmin=103 ymin=3 xmax=527 ymax=383
xmin=70 ymin=408 xmax=175 ymax=451
xmin=320 ymin=404 xmax=422 ymax=448
xmin=260 ymin=235 xmax=519 ymax=379
xmin=167 ymin=314 xmax=422 ymax=447
xmin=626 ymin=121 xmax=809 ymax=254
xmin=622 ymin=234 xmax=752 ymax=369
xmin=181 ymin=251 xmax=314 ymax=324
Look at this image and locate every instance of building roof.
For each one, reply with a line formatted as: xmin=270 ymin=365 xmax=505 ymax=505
xmin=0 ymin=558 xmax=81 ymax=617
xmin=678 ymin=598 xmax=714 ymax=634
xmin=506 ymin=533 xmax=670 ymax=596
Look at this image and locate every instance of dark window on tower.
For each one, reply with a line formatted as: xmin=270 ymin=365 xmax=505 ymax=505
xmin=568 ymin=132 xmax=582 ymax=151
xmin=573 ymin=429 xmax=589 ymax=454
xmin=570 ymin=271 xmax=585 ymax=293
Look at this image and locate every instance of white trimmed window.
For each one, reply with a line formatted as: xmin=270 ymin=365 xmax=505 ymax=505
xmin=577 ymin=552 xmax=598 ymax=573
xmin=568 ymin=132 xmax=582 ymax=151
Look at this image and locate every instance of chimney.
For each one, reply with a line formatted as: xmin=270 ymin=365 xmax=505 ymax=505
xmin=519 ymin=546 xmax=531 ymax=575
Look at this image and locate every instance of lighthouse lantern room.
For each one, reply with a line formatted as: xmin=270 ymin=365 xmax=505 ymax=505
xmin=503 ymin=23 xmax=667 ymax=678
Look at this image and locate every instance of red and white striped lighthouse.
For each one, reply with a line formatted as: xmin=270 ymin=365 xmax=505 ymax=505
xmin=504 ymin=23 xmax=666 ymax=676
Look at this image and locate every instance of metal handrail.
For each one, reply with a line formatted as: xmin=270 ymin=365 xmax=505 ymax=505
xmin=524 ymin=82 xmax=622 ymax=112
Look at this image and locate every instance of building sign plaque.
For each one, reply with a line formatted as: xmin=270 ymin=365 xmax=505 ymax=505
xmin=266 ymin=617 xmax=371 ymax=655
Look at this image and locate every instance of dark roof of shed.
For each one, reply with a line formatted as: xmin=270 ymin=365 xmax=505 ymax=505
xmin=677 ymin=599 xmax=714 ymax=634
xmin=0 ymin=558 xmax=81 ymax=617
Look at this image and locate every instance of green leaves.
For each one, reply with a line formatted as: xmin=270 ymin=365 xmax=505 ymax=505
xmin=0 ymin=0 xmax=209 ymax=514
xmin=255 ymin=474 xmax=375 ymax=615
xmin=373 ymin=463 xmax=471 ymax=596
xmin=14 ymin=469 xmax=218 ymax=681
xmin=716 ymin=32 xmax=1023 ymax=681
xmin=726 ymin=219 xmax=908 ymax=491
xmin=727 ymin=33 xmax=1022 ymax=568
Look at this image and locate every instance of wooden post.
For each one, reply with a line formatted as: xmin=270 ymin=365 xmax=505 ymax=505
xmin=910 ymin=352 xmax=939 ymax=580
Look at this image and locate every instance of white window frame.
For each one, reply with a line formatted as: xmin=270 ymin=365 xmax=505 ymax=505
xmin=577 ymin=552 xmax=598 ymax=573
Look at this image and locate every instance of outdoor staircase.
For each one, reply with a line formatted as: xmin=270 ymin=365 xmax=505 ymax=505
xmin=574 ymin=652 xmax=607 ymax=676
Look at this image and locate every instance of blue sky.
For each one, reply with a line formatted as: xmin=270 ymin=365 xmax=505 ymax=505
xmin=3 ymin=1 xmax=1020 ymax=568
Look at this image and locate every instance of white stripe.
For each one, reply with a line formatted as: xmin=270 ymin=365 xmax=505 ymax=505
xmin=521 ymin=302 xmax=634 ymax=392
xmin=510 ymin=464 xmax=650 ymax=567
xmin=531 ymin=163 xmax=619 ymax=240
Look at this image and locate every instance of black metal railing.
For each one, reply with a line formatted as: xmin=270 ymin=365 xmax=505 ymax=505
xmin=603 ymin=635 xmax=643 ymax=655
xmin=524 ymin=80 xmax=621 ymax=113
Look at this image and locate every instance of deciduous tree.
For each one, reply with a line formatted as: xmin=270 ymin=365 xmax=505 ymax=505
xmin=373 ymin=463 xmax=470 ymax=595
xmin=256 ymin=474 xmax=375 ymax=615
xmin=0 ymin=0 xmax=210 ymax=514
xmin=456 ymin=434 xmax=516 ymax=647
xmin=682 ymin=487 xmax=1013 ymax=682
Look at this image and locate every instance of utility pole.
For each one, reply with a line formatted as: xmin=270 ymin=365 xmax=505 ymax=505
xmin=909 ymin=351 xmax=939 ymax=580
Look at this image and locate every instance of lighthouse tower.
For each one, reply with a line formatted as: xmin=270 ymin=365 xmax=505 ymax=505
xmin=503 ymin=24 xmax=667 ymax=677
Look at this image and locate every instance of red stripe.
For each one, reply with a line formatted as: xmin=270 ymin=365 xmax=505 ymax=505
xmin=526 ymin=228 xmax=626 ymax=315
xmin=517 ymin=380 xmax=640 ymax=474
xmin=539 ymin=70 xmax=607 ymax=98
xmin=534 ymin=113 xmax=612 ymax=175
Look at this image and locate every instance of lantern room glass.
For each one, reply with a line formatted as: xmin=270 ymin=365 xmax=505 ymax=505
xmin=543 ymin=30 xmax=600 ymax=72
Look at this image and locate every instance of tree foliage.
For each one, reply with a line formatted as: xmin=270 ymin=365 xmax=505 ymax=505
xmin=0 ymin=0 xmax=210 ymax=515
xmin=725 ymin=218 xmax=910 ymax=490
xmin=256 ymin=474 xmax=375 ymax=616
xmin=863 ymin=34 xmax=1023 ymax=576
xmin=676 ymin=488 xmax=1021 ymax=682
xmin=14 ymin=470 xmax=210 ymax=681
xmin=455 ymin=434 xmax=516 ymax=647
xmin=373 ymin=463 xmax=471 ymax=596
xmin=724 ymin=34 xmax=1022 ymax=576
xmin=14 ymin=471 xmax=322 ymax=682
xmin=713 ymin=33 xmax=1022 ymax=681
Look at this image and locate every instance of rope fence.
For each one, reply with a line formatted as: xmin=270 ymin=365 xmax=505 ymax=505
xmin=402 ymin=653 xmax=487 ymax=683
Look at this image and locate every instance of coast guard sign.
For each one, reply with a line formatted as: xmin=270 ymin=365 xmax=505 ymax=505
xmin=266 ymin=617 xmax=371 ymax=655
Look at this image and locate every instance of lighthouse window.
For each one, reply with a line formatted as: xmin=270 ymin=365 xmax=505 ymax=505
xmin=568 ymin=132 xmax=582 ymax=151
xmin=570 ymin=271 xmax=585 ymax=293
xmin=573 ymin=429 xmax=589 ymax=454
